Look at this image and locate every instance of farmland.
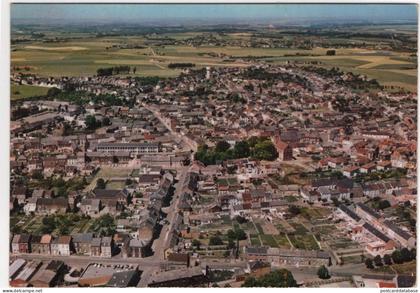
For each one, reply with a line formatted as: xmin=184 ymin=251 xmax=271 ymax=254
xmin=11 ymin=28 xmax=417 ymax=92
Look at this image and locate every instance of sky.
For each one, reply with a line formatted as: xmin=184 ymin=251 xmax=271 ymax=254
xmin=11 ymin=4 xmax=418 ymax=25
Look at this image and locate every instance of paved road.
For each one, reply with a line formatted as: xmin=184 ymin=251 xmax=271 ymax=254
xmin=138 ymin=165 xmax=191 ymax=286
xmin=11 ymin=253 xmax=165 ymax=268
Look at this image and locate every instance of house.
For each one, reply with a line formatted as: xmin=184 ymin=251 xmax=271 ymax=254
xmin=265 ymin=247 xmax=331 ymax=267
xmin=30 ymin=235 xmax=42 ymax=254
xmin=360 ymin=163 xmax=376 ymax=174
xmin=92 ymin=189 xmax=128 ymax=210
xmin=376 ymin=161 xmax=392 ymax=171
xmin=101 ymin=237 xmax=114 ymax=258
xmin=12 ymin=234 xmax=32 ymax=253
xmin=343 ymin=166 xmax=359 ymax=178
xmin=24 ymin=198 xmax=38 ymax=215
xmin=80 ymin=199 xmax=102 ymax=217
xmin=36 ymin=198 xmax=68 ymax=214
xmin=113 ymin=233 xmax=130 ymax=258
xmin=11 ymin=235 xmax=21 ymax=254
xmin=90 ymin=238 xmax=102 ymax=256
xmin=51 ymin=236 xmax=72 ymax=256
xmin=38 ymin=234 xmax=52 ymax=255
xmin=337 ymin=204 xmax=361 ymax=224
xmin=12 ymin=186 xmax=28 ymax=204
xmin=382 ymin=220 xmax=416 ymax=248
xmin=128 ymin=239 xmax=144 ymax=258
xmin=72 ymin=233 xmax=93 ymax=255
xmin=273 ymin=136 xmax=293 ymax=161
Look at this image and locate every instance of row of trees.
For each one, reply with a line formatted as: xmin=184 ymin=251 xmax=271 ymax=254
xmin=365 ymin=248 xmax=416 ymax=269
xmin=167 ymin=63 xmax=195 ymax=68
xmin=97 ymin=66 xmax=133 ymax=76
xmin=242 ymin=269 xmax=298 ymax=287
xmin=195 ymin=137 xmax=278 ymax=166
xmin=85 ymin=115 xmax=111 ymax=130
xmin=29 ymin=175 xmax=87 ymax=199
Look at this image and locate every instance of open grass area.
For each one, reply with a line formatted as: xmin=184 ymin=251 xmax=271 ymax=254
xmin=86 ymin=167 xmax=133 ymax=191
xmin=288 ymin=234 xmax=320 ymax=250
xmin=11 ymin=84 xmax=50 ymax=100
xmin=391 ymin=261 xmax=416 ymax=275
xmin=250 ymin=235 xmax=261 ymax=246
xmin=273 ymin=234 xmax=292 ymax=249
xmin=105 ymin=180 xmax=126 ymax=190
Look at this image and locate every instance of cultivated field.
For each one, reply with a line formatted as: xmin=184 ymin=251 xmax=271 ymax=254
xmin=11 ymin=32 xmax=417 ymax=91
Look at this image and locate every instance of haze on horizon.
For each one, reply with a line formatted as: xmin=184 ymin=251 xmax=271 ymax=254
xmin=11 ymin=3 xmax=418 ymax=26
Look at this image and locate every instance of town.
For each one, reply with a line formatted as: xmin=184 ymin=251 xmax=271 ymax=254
xmin=8 ymin=4 xmax=417 ymax=289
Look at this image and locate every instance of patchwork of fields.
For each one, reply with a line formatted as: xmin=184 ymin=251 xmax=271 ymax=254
xmin=11 ymin=32 xmax=417 ymax=92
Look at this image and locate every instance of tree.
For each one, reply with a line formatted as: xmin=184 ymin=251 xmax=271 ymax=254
xmin=234 ymin=141 xmax=250 ymax=158
xmin=235 ymin=228 xmax=247 ymax=241
xmin=326 ymin=50 xmax=336 ymax=56
xmin=365 ymin=258 xmax=374 ymax=269
xmin=209 ymin=236 xmax=223 ymax=246
xmin=383 ymin=254 xmax=392 ymax=266
xmin=378 ymin=200 xmax=391 ymax=210
xmin=235 ymin=215 xmax=248 ymax=224
xmin=242 ymin=269 xmax=297 ymax=287
xmin=288 ymin=205 xmax=301 ymax=216
xmin=401 ymin=248 xmax=412 ymax=262
xmin=242 ymin=276 xmax=260 ymax=287
xmin=374 ymin=255 xmax=383 ymax=267
xmin=317 ymin=265 xmax=330 ymax=279
xmin=85 ymin=115 xmax=99 ymax=130
xmin=392 ymin=250 xmax=404 ymax=264
xmin=96 ymin=178 xmax=106 ymax=189
xmin=227 ymin=229 xmax=236 ymax=240
xmin=102 ymin=117 xmax=111 ymax=126
xmin=215 ymin=140 xmax=231 ymax=153
xmin=192 ymin=239 xmax=201 ymax=249
xmin=47 ymin=87 xmax=61 ymax=97
xmin=251 ymin=140 xmax=278 ymax=161
xmin=410 ymin=248 xmax=416 ymax=261
xmin=227 ymin=240 xmax=236 ymax=250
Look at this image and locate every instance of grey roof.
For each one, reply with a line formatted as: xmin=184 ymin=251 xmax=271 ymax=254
xmin=383 ymin=220 xmax=413 ymax=241
xmin=91 ymin=238 xmax=102 ymax=246
xmin=93 ymin=189 xmax=127 ymax=198
xmin=97 ymin=142 xmax=159 ymax=148
xmin=101 ymin=237 xmax=112 ymax=246
xmin=363 ymin=223 xmax=390 ymax=243
xmin=338 ymin=204 xmax=361 ymax=222
xmin=245 ymin=246 xmax=268 ymax=255
xmin=106 ymin=270 xmax=139 ymax=287
xmin=72 ymin=233 xmax=94 ymax=243
xmin=356 ymin=203 xmax=381 ymax=219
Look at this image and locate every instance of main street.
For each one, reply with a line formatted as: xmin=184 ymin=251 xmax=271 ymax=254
xmin=136 ymin=105 xmax=196 ymax=286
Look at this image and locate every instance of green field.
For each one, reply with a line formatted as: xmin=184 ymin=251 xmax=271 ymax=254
xmin=11 ymin=84 xmax=50 ymax=100
xmin=11 ymin=33 xmax=417 ymax=92
xmin=288 ymin=234 xmax=320 ymax=250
